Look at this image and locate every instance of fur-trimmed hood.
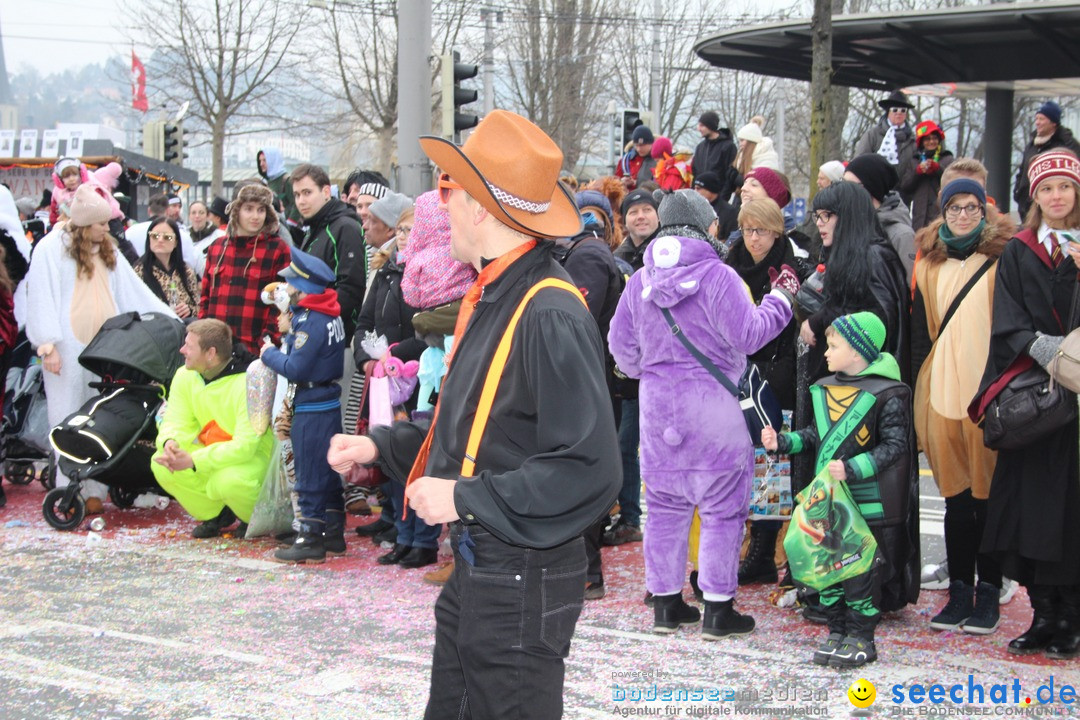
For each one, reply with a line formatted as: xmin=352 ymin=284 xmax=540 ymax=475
xmin=916 ymin=205 xmax=1014 ymax=265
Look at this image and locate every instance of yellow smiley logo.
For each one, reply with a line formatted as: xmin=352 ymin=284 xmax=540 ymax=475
xmin=848 ymin=678 xmax=876 ymax=708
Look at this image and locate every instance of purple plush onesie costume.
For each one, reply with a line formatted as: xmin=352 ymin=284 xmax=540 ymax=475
xmin=608 ymin=235 xmax=791 ymax=599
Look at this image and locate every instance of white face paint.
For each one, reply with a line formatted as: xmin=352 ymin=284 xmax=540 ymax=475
xmin=651 ymin=236 xmax=682 ymax=269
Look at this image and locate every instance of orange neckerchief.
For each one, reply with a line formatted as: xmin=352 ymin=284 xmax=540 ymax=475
xmin=405 ymin=239 xmax=537 ymax=492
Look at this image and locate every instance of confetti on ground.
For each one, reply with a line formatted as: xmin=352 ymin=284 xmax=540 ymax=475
xmin=0 ymin=481 xmax=1070 ymax=719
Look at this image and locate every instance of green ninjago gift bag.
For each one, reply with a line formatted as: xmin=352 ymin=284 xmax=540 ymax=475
xmin=783 ymin=467 xmax=878 ymax=591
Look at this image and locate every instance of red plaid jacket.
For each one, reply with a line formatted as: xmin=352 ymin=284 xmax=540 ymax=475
xmin=199 ymin=233 xmax=291 ymax=354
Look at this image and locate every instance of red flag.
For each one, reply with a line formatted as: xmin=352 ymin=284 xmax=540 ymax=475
xmin=131 ymin=50 xmax=148 ymax=112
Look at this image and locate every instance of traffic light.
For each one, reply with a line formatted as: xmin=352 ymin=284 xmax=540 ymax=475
xmin=620 ymin=109 xmax=642 ymax=149
xmin=163 ymin=122 xmax=185 ymax=165
xmin=441 ymin=51 xmax=479 ymax=141
xmin=142 ymin=120 xmax=164 ymax=161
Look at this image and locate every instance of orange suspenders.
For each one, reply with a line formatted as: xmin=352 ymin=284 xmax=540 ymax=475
xmin=460 ymin=277 xmax=586 ymax=477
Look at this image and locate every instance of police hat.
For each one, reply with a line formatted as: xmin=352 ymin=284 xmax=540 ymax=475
xmin=279 ymin=247 xmax=335 ymax=295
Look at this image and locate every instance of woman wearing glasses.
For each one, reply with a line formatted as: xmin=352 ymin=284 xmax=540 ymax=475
xmin=353 ymin=194 xmax=432 ymax=567
xmin=134 ymin=217 xmax=199 ymax=319
xmin=971 ymin=151 xmax=1080 ymax=659
xmin=912 ymin=178 xmax=1013 ymax=636
xmin=25 ymin=185 xmax=174 ymax=514
xmin=802 ymin=182 xmax=908 ymax=384
xmin=725 ymin=198 xmax=809 ymax=587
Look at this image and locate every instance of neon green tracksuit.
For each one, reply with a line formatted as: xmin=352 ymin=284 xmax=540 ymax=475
xmin=151 ymin=365 xmax=274 ymax=522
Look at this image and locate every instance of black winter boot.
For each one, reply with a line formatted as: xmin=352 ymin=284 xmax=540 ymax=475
xmin=1008 ymin=585 xmax=1059 ymax=655
xmin=1046 ymin=585 xmax=1080 ymax=660
xmin=0 ymin=481 xmax=6 ymax=508
xmin=702 ymin=599 xmax=755 ymax=639
xmin=738 ymin=523 xmax=779 ymax=585
xmin=273 ymin=523 xmax=326 ymax=564
xmin=653 ymin=593 xmax=701 ymax=634
xmin=324 ymin=510 xmax=347 ymax=556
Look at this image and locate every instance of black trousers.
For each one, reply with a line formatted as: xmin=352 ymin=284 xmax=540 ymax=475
xmin=424 ymin=524 xmax=586 ymax=720
xmin=945 ymin=489 xmax=1002 ymax=588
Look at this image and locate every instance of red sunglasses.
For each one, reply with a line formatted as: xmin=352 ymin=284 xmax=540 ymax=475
xmin=438 ymin=172 xmax=463 ymax=204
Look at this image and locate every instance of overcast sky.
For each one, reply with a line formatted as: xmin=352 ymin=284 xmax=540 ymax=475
xmin=2 ymin=0 xmax=128 ymax=76
xmin=3 ymin=0 xmax=808 ymax=77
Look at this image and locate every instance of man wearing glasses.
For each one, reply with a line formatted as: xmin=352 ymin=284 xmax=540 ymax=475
xmin=855 ymin=90 xmax=918 ymax=204
xmin=327 ymin=110 xmax=620 ymax=719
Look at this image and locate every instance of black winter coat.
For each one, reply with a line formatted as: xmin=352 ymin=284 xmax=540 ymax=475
xmin=725 ymin=236 xmax=803 ymax=409
xmin=352 ymin=254 xmax=425 ymax=367
xmin=300 ymin=198 xmax=366 ymax=339
xmin=692 ymin=131 xmax=737 ymax=199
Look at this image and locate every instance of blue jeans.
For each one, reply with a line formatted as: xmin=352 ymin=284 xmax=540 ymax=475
xmin=424 ymin=524 xmax=585 ymax=720
xmin=389 ymin=475 xmax=441 ymax=548
xmin=617 ymin=398 xmax=642 ymax=528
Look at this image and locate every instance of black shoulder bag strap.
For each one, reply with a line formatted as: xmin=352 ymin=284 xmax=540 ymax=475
xmin=935 ymin=256 xmax=995 ymax=341
xmin=660 ymin=306 xmax=739 ymax=397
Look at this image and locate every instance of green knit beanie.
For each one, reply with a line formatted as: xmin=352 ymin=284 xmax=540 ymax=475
xmin=831 ymin=312 xmax=886 ymax=363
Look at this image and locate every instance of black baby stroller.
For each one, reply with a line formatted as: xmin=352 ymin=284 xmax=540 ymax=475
xmin=43 ymin=312 xmax=186 ymax=530
xmin=1 ymin=332 xmax=57 ymax=489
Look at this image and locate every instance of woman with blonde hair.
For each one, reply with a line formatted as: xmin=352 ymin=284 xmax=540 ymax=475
xmin=25 ymin=184 xmax=175 ymax=512
xmin=725 ymin=198 xmax=808 ymax=585
xmin=734 ymin=121 xmax=780 ymax=177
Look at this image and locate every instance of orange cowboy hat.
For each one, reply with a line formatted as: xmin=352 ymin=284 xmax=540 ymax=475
xmin=419 ymin=109 xmax=582 ymax=239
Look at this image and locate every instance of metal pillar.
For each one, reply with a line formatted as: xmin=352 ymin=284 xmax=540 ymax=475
xmin=650 ymin=0 xmax=661 ymax=128
xmin=482 ymin=6 xmax=496 ymax=115
xmin=397 ymin=0 xmax=433 ymax=197
xmin=985 ymin=88 xmax=1014 ymax=214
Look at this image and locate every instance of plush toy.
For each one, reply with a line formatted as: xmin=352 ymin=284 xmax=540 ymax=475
xmin=379 ymin=355 xmax=420 ymax=406
xmin=415 ymin=336 xmax=452 ymax=412
xmin=260 ymin=282 xmax=292 ymax=314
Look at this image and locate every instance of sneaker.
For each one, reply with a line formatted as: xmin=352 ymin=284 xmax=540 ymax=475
xmin=921 ymin=560 xmax=949 ymax=590
xmin=962 ymin=582 xmax=1001 ymax=635
xmin=999 ymin=578 xmax=1018 ymax=605
xmin=930 ymin=580 xmax=974 ymax=631
xmin=602 ymin=523 xmax=642 ymax=547
xmin=828 ymin=636 xmax=877 ymax=667
xmin=585 ymin=581 xmax=606 ymax=601
xmin=812 ymin=632 xmax=845 ymax=665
